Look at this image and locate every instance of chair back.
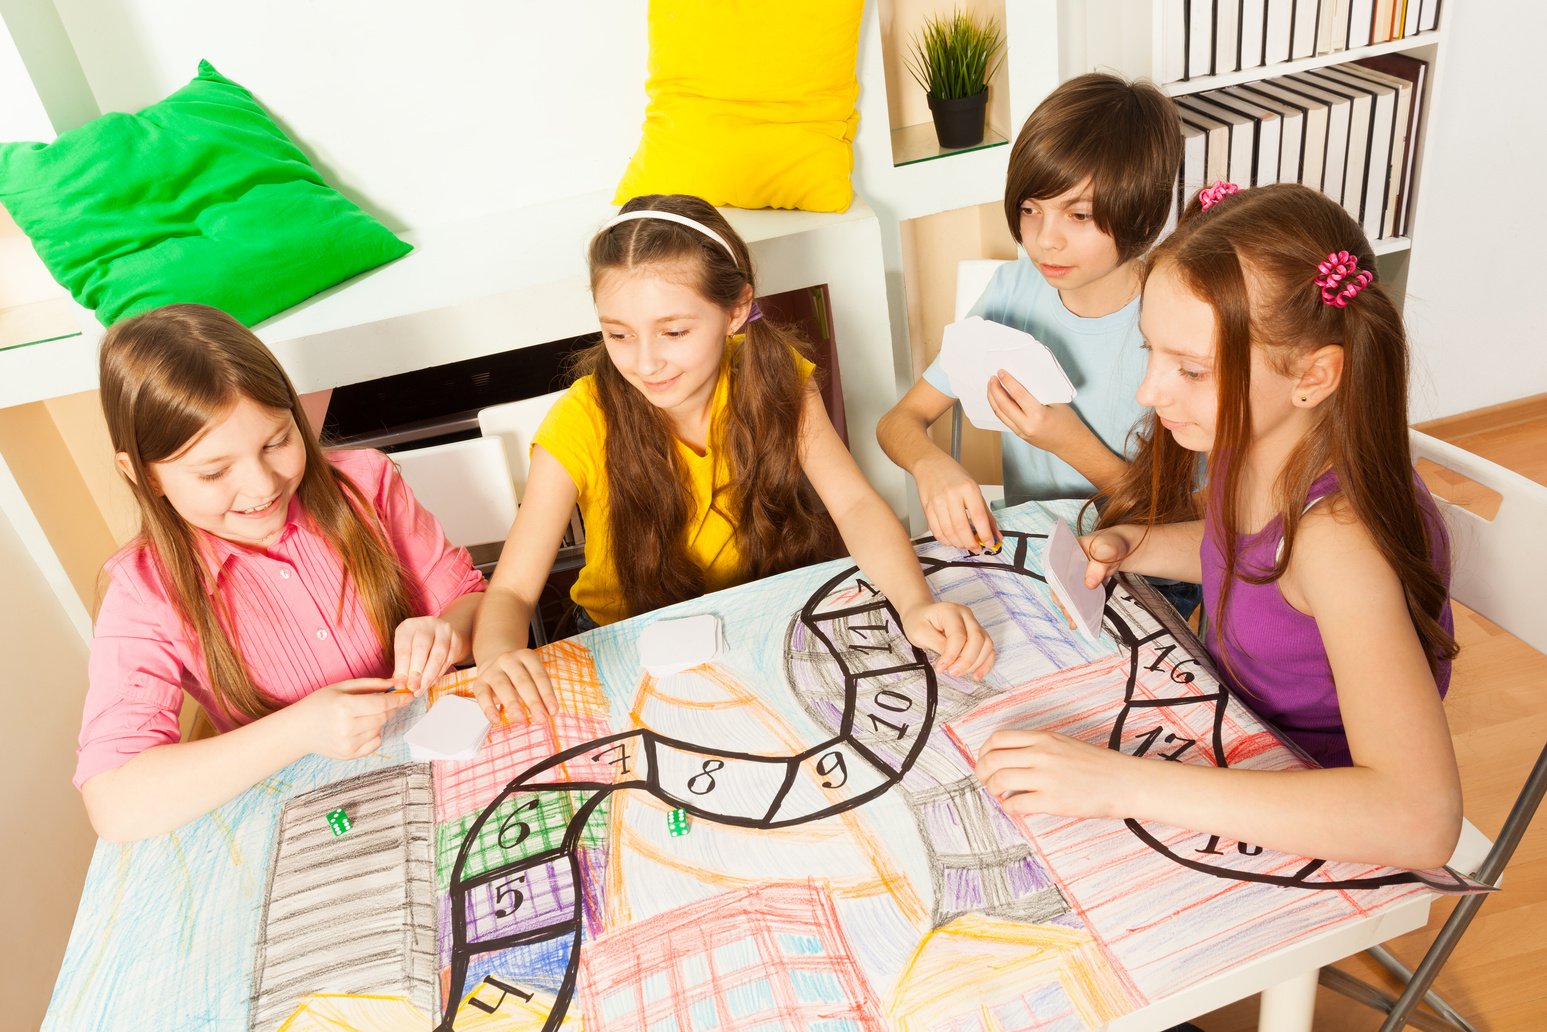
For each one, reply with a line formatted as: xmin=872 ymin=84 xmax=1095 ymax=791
xmin=389 ymin=436 xmax=518 ymax=549
xmin=477 ymin=391 xmax=567 ymax=498
xmin=950 ymin=259 xmax=1010 ymax=462
xmin=1410 ymin=429 xmax=1547 ymax=656
xmin=955 ymin=259 xmax=1008 ymax=321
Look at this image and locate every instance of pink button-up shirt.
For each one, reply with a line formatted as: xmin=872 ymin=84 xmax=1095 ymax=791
xmin=76 ymin=448 xmax=486 ymax=788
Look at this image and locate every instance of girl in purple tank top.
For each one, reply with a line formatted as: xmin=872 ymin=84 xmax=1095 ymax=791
xmin=975 ymin=183 xmax=1462 ymax=872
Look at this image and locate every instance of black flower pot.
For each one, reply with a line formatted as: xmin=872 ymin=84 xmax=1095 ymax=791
xmin=927 ymin=89 xmax=988 ymax=149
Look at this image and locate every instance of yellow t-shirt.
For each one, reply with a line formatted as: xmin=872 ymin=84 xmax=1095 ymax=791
xmin=533 ymin=345 xmax=814 ymax=626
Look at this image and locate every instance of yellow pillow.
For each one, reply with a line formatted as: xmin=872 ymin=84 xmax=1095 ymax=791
xmin=614 ymin=0 xmax=864 ymax=213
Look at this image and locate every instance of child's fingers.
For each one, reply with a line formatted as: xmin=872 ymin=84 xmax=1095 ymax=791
xmin=962 ymin=495 xmax=1001 ymax=553
xmin=932 ymin=618 xmax=969 ymax=675
xmin=1081 ymin=531 xmax=1127 ymax=588
xmin=927 ymin=495 xmax=976 ymax=550
xmin=993 ymin=369 xmax=1040 ymax=408
xmin=967 ymin=632 xmax=996 ymax=679
xmin=419 ymin=625 xmax=456 ymax=692
xmin=391 ymin=621 xmax=417 ymax=683
xmin=468 ymin=679 xmax=504 ymax=725
xmin=350 ymin=735 xmax=384 ymax=760
xmin=518 ymin=652 xmax=560 ymax=717
xmin=335 ymin=677 xmax=398 ymax=695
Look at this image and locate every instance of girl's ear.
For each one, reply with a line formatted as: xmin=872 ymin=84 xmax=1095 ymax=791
xmin=728 ymin=285 xmax=755 ymax=334
xmin=116 ymin=452 xmax=162 ymax=495
xmin=1293 ymin=344 xmax=1344 ymax=407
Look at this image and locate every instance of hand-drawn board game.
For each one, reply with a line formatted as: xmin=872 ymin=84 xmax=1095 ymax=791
xmin=45 ymin=501 xmax=1475 ymax=1032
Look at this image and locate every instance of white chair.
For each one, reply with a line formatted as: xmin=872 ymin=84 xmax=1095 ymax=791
xmin=390 ymin=435 xmax=517 ymax=552
xmin=477 ymin=392 xmax=584 ymax=644
xmin=476 ymin=390 xmax=568 ymax=499
xmin=948 ymin=259 xmax=1008 ymax=506
xmin=1318 ymin=430 xmax=1547 ymax=1031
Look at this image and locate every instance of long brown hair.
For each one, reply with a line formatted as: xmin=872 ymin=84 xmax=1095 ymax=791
xmin=582 ymin=194 xmax=837 ymax=618
xmin=1099 ymin=183 xmax=1455 ymax=672
xmin=99 ymin=304 xmax=415 ymax=722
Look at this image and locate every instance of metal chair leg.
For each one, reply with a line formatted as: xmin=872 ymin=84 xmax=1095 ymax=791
xmin=1378 ymin=745 xmax=1547 ymax=1032
xmin=1318 ymin=968 xmax=1461 ymax=1032
xmin=950 ymin=401 xmax=963 ymax=463
xmin=1365 ymin=946 xmax=1476 ymax=1032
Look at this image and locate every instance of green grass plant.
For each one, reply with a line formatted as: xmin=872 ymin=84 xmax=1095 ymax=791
xmin=905 ymin=8 xmax=1006 ymax=101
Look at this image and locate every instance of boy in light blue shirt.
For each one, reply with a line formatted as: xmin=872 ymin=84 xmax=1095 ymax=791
xmin=879 ymin=73 xmax=1183 ymax=552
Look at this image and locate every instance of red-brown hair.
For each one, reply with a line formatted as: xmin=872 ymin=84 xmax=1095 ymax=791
xmin=582 ymin=195 xmax=838 ymax=619
xmin=1099 ymin=183 xmax=1455 ymax=673
xmin=99 ymin=304 xmax=415 ymax=722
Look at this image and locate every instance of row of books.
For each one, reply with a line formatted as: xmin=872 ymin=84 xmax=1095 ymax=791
xmin=1167 ymin=54 xmax=1427 ymax=242
xmin=1162 ymin=0 xmax=1441 ymax=82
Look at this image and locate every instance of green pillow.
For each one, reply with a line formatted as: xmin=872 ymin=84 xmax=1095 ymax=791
xmin=0 ymin=60 xmax=411 ymax=327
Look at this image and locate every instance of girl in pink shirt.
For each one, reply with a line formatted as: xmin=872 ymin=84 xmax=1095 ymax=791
xmin=975 ymin=184 xmax=1461 ymax=871
xmin=76 ymin=304 xmax=485 ymax=841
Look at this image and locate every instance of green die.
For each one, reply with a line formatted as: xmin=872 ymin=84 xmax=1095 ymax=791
xmin=667 ymin=808 xmax=690 ymax=837
xmin=326 ymin=808 xmax=352 ymax=836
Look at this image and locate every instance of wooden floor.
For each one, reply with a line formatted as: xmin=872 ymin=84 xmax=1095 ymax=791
xmin=1198 ymin=395 xmax=1547 ymax=1031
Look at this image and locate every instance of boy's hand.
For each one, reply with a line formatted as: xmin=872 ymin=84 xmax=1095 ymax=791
xmin=914 ymin=452 xmax=1001 ymax=552
xmin=392 ymin=616 xmax=464 ymax=695
xmin=296 ymin=678 xmax=412 ymax=760
xmin=1079 ymin=528 xmax=1135 ymax=588
xmin=975 ymin=728 xmax=1137 ymax=819
xmin=899 ymin=601 xmax=995 ymax=679
xmin=986 ymin=370 xmax=1092 ymax=455
xmin=470 ymin=649 xmax=559 ymax=725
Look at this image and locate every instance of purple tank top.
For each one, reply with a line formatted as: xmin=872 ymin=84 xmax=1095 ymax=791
xmin=1200 ymin=469 xmax=1453 ymax=768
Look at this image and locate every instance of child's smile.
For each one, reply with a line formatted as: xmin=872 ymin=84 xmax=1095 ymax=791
xmin=594 ymin=263 xmax=748 ymax=437
xmin=147 ymin=398 xmax=306 ymax=549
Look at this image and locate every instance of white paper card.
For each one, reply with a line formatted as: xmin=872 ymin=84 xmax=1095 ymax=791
xmin=940 ymin=316 xmax=1076 ymax=433
xmin=405 ymin=693 xmax=491 ymax=761
xmin=638 ymin=613 xmax=725 ymax=676
xmin=1041 ymin=518 xmax=1106 ymax=642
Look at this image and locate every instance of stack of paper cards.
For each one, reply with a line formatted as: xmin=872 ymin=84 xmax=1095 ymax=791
xmin=1041 ymin=518 xmax=1106 ymax=642
xmin=940 ymin=316 xmax=1076 ymax=433
xmin=404 ymin=694 xmax=490 ymax=761
xmin=638 ymin=613 xmax=726 ymax=676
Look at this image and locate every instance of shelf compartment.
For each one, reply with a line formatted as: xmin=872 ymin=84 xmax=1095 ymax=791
xmin=891 ymin=123 xmax=1010 ymax=167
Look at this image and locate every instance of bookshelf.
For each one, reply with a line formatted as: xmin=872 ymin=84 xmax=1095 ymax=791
xmin=1068 ymin=1 xmax=1444 ymax=270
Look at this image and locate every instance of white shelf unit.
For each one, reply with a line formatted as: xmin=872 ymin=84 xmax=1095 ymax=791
xmin=1066 ymin=2 xmax=1444 ymax=274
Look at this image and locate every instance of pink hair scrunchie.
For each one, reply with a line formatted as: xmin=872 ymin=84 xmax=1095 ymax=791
xmin=1315 ymin=250 xmax=1373 ymax=308
xmin=1199 ymin=180 xmax=1239 ymax=211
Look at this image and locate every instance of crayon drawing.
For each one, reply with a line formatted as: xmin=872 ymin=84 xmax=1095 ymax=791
xmin=45 ymin=501 xmax=1474 ymax=1032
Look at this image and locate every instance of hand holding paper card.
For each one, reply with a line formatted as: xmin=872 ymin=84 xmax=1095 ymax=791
xmin=1041 ymin=518 xmax=1106 ymax=642
xmin=638 ymin=613 xmax=726 ymax=676
xmin=404 ymin=694 xmax=491 ymax=761
xmin=940 ymin=317 xmax=1076 ymax=434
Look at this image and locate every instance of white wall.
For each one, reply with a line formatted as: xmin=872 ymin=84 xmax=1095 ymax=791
xmin=1404 ymin=1 xmax=1547 ymax=420
xmin=45 ymin=0 xmax=651 ymax=231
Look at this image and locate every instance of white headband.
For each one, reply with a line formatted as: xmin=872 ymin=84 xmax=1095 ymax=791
xmin=598 ymin=210 xmax=740 ymax=267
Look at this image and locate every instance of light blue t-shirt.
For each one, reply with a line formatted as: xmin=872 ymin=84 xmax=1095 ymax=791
xmin=922 ymin=257 xmax=1147 ymax=504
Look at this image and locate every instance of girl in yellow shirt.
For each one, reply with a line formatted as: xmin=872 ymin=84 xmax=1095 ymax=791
xmin=472 ymin=194 xmax=995 ymax=721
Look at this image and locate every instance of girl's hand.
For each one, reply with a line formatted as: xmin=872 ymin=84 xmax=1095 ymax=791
xmin=914 ymin=452 xmax=1001 ymax=552
xmin=900 ymin=602 xmax=996 ymax=679
xmin=986 ymin=371 xmax=1089 ymax=454
xmin=975 ymin=728 xmax=1137 ymax=819
xmin=392 ymin=615 xmax=465 ymax=695
xmin=1079 ymin=527 xmax=1135 ymax=589
xmin=294 ymin=678 xmax=412 ymax=760
xmin=470 ymin=649 xmax=559 ymax=725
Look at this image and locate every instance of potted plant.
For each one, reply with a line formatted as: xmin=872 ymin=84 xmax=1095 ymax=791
xmin=906 ymin=8 xmax=1006 ymax=149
